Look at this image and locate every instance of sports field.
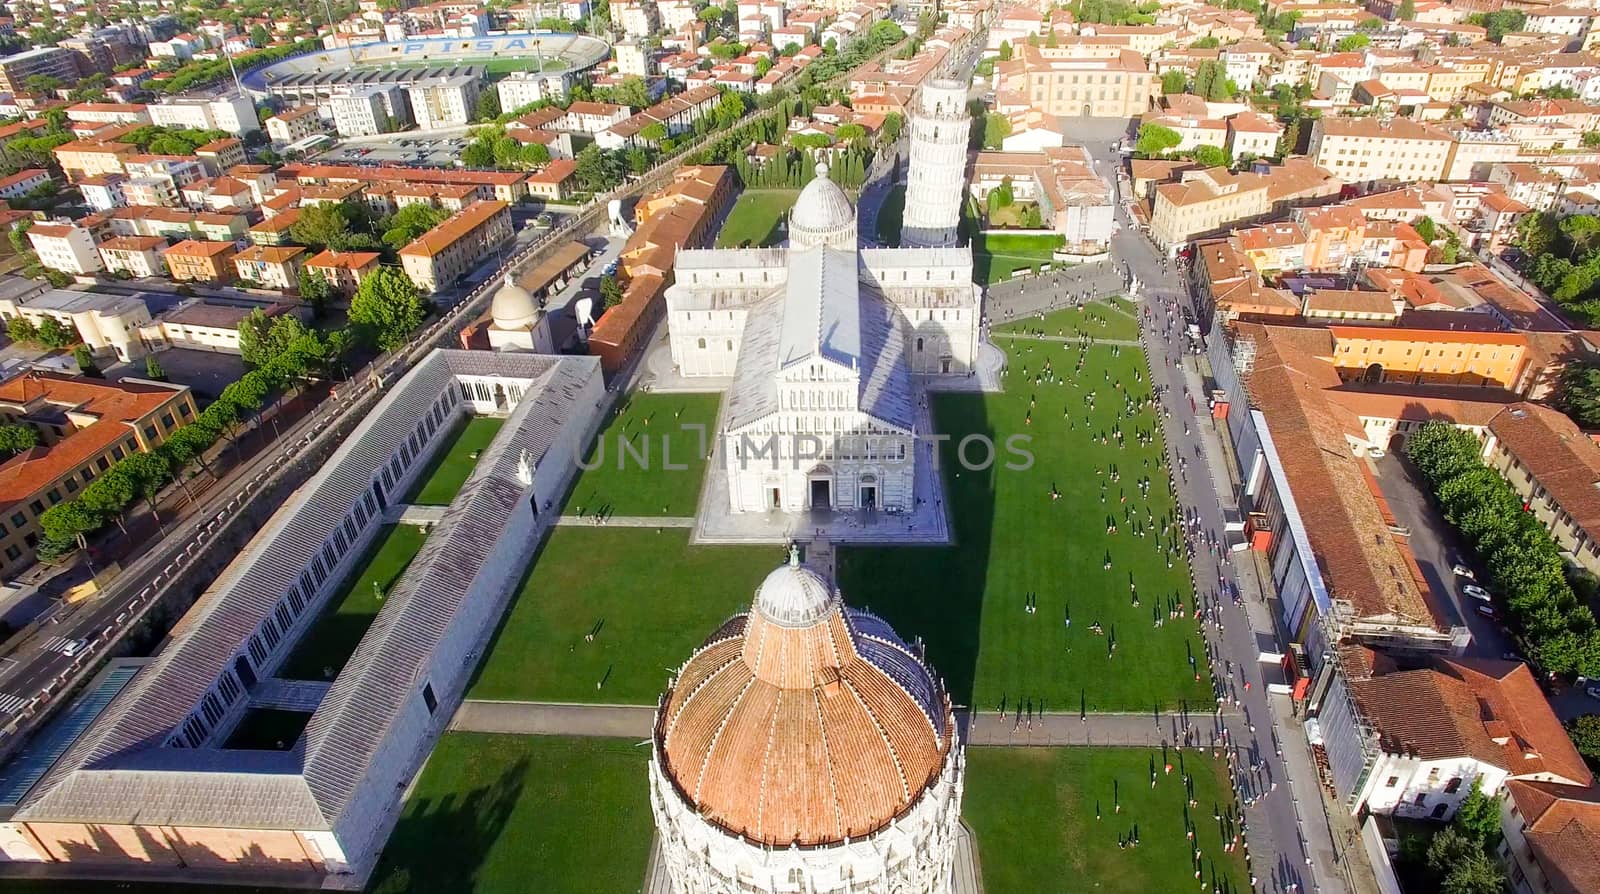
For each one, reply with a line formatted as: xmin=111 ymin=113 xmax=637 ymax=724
xmin=565 ymin=393 xmax=720 ymax=518
xmin=406 ymin=416 xmax=506 ymax=506
xmin=714 ymin=189 xmax=797 ymax=248
xmin=278 ymin=524 xmax=430 ymax=681
xmin=965 ymin=747 xmax=1249 ymax=894
xmin=839 ymin=313 xmax=1210 ymax=711
xmin=469 ymin=527 xmax=780 ymax=703
xmin=368 ymin=733 xmax=653 ymax=894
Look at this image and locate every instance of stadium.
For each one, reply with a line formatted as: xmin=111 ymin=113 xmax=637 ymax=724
xmin=242 ymin=32 xmax=611 ymax=104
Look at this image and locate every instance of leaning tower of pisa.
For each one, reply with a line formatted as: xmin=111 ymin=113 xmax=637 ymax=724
xmin=901 ymin=78 xmax=972 ymax=249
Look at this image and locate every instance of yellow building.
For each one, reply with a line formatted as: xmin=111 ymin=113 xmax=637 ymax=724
xmin=397 ymin=199 xmax=513 ymax=293
xmin=1327 ymin=326 xmax=1529 ymax=389
xmin=0 ymin=372 xmax=197 ymax=575
xmin=1308 ymin=116 xmax=1454 ymax=186
xmin=1147 ymin=159 xmax=1339 ymax=253
xmin=995 ymin=42 xmax=1155 ymax=118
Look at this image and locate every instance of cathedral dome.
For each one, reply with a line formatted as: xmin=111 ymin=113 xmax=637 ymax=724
xmin=490 ymin=275 xmax=539 ymax=329
xmin=654 ymin=554 xmax=955 ymax=847
xmin=788 ymin=163 xmax=857 ymax=249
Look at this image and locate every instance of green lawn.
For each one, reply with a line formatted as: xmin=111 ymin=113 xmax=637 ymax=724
xmin=994 ymin=301 xmax=1143 ymax=343
xmin=369 ymin=734 xmax=653 ymax=894
xmin=223 ymin=709 xmax=312 ymax=751
xmin=406 ymin=416 xmax=507 ymax=506
xmin=277 ymin=524 xmax=430 ymax=682
xmin=876 ymin=183 xmax=905 ymax=245
xmin=714 ymin=189 xmax=797 ymax=248
xmin=965 ymin=748 xmax=1249 ymax=894
xmin=973 ymin=231 xmax=1067 ymax=284
xmin=483 ymin=57 xmax=571 ymax=75
xmin=470 ymin=527 xmax=782 ymax=703
xmin=838 ymin=338 xmax=1211 ymax=712
xmin=565 ymin=392 xmax=720 ymax=518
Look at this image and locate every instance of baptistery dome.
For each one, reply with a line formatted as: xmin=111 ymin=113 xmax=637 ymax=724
xmin=648 ymin=550 xmax=964 ymax=894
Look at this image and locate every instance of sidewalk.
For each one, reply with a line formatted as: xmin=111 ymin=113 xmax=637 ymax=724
xmin=450 ymin=700 xmax=655 ymax=738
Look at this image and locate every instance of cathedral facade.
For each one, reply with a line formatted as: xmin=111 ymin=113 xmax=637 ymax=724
xmin=665 ymin=150 xmax=980 ymax=515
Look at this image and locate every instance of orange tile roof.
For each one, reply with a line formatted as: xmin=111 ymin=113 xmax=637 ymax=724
xmin=1489 ymin=402 xmax=1600 ymax=537
xmin=233 ymin=245 xmax=306 ymax=264
xmin=165 ymin=240 xmax=237 ymax=258
xmin=0 ymin=373 xmax=181 ymax=508
xmin=1505 ymin=779 xmax=1600 ymax=894
xmin=398 ymin=200 xmax=508 ymax=259
xmin=305 ymin=249 xmax=380 ymax=270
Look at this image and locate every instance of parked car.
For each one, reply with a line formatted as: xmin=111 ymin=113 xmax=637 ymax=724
xmin=1501 ymin=651 xmax=1525 ymax=663
xmin=1367 ymin=446 xmax=1385 ymax=458
xmin=1451 ymin=563 xmax=1475 ymax=579
xmin=1475 ymin=603 xmax=1498 ymax=620
xmin=1462 ymin=583 xmax=1493 ymax=602
xmin=1586 ymin=685 xmax=1600 ymax=701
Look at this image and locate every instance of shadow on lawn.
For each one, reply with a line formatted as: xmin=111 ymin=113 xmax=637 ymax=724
xmin=837 ymin=395 xmax=997 ymax=706
xmin=367 ymin=757 xmax=529 ymax=893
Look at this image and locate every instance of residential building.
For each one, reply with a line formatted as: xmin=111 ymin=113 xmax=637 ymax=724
xmin=1499 ymin=779 xmax=1600 ymax=894
xmin=0 ymin=288 xmax=153 ymax=361
xmin=1148 ymin=160 xmax=1341 ymax=253
xmin=0 ymin=371 xmax=196 ymax=576
xmin=398 ymin=200 xmax=513 ymax=293
xmin=147 ymin=95 xmax=260 ymax=136
xmin=76 ymin=175 xmax=126 ymax=212
xmin=525 ymin=159 xmax=578 ymax=201
xmin=150 ymin=299 xmax=295 ymax=354
xmin=1308 ymin=116 xmax=1454 ymax=186
xmin=496 ymin=71 xmax=570 ymax=112
xmin=304 ymin=250 xmax=381 ymax=296
xmin=164 ymin=240 xmax=239 ymax=284
xmin=0 ymin=47 xmax=79 ymax=95
xmin=52 ymin=140 xmax=138 ymax=184
xmin=233 ymin=245 xmax=308 ymax=290
xmin=0 ymin=169 xmax=51 ymax=200
xmin=406 ymin=76 xmax=480 ymax=130
xmin=97 ymin=235 xmax=167 ymax=278
xmin=27 ymin=224 xmax=104 ymax=276
xmin=65 ymin=103 xmax=151 ymax=126
xmin=266 ymin=105 xmax=328 ymax=147
xmin=1481 ymin=402 xmax=1600 ymax=576
xmin=329 ymin=88 xmax=399 ymax=138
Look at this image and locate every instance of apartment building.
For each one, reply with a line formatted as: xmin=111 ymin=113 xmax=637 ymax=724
xmin=164 ymin=240 xmax=239 ymax=284
xmin=406 ymin=76 xmax=480 ymax=130
xmin=233 ymin=245 xmax=307 ymax=290
xmin=0 ymin=372 xmax=196 ymax=576
xmin=995 ymin=43 xmax=1155 ymax=119
xmin=398 ymin=200 xmax=513 ymax=293
xmin=1148 ymin=159 xmax=1340 ymax=253
xmin=329 ymin=88 xmax=399 ymax=138
xmin=496 ymin=71 xmax=570 ymax=112
xmin=52 ymin=140 xmax=138 ymax=184
xmin=0 ymin=169 xmax=52 ymax=201
xmin=97 ymin=235 xmax=167 ymax=278
xmin=0 ymin=46 xmax=79 ymax=95
xmin=27 ymin=224 xmax=104 ymax=276
xmin=1327 ymin=327 xmax=1529 ymax=389
xmin=147 ymin=95 xmax=260 ymax=136
xmin=1308 ymin=116 xmax=1454 ymax=186
xmin=0 ymin=287 xmax=153 ymax=362
xmin=304 ymin=250 xmax=381 ymax=296
xmin=265 ymin=106 xmax=328 ymax=147
xmin=1481 ymin=402 xmax=1600 ymax=576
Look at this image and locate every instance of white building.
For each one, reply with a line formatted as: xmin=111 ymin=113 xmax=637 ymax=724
xmin=78 ymin=175 xmax=126 ymax=212
xmin=612 ymin=0 xmax=658 ymax=37
xmin=266 ymin=105 xmax=328 ymax=147
xmin=406 ymin=75 xmax=480 ymax=130
xmin=649 ymin=553 xmax=965 ymax=894
xmin=147 ymin=95 xmax=260 ymax=136
xmin=903 ymin=80 xmax=971 ymax=249
xmin=665 ymin=163 xmax=981 ymax=514
xmin=27 ymin=223 xmax=103 ymax=275
xmin=0 ymin=288 xmax=152 ymax=361
xmin=329 ymin=88 xmax=396 ymax=137
xmin=614 ymin=39 xmax=652 ymax=77
xmin=496 ymin=71 xmax=570 ymax=113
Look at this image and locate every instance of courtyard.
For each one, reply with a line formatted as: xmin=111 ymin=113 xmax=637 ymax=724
xmin=405 ymin=416 xmax=507 ymax=506
xmin=469 ymin=527 xmax=781 ymax=703
xmin=714 ymin=189 xmax=798 ymax=248
xmin=368 ymin=733 xmax=653 ymax=894
xmin=564 ymin=392 xmax=720 ymax=518
xmin=964 ymin=747 xmax=1249 ymax=894
xmin=277 ymin=524 xmax=430 ymax=681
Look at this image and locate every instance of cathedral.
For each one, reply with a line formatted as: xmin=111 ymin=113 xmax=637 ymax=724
xmin=664 ymin=93 xmax=979 ymax=515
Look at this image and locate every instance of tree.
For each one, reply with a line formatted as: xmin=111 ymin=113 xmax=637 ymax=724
xmin=1192 ymin=36 xmax=1220 ymax=48
xmin=5 ymin=316 xmax=36 ymax=344
xmin=290 ymin=201 xmax=356 ymax=252
xmin=983 ymin=112 xmax=1012 ymax=149
xmin=350 ymin=266 xmax=427 ymax=351
xmin=1468 ymin=10 xmax=1527 ymax=43
xmin=1193 ymin=60 xmax=1235 ymax=101
xmin=598 ymin=275 xmax=624 ymax=310
xmin=1336 ymin=33 xmax=1371 ymax=52
xmin=7 ymin=218 xmax=31 ymax=255
xmin=474 ymin=89 xmax=501 ymax=122
xmin=1398 ymin=0 xmax=1416 ymax=21
xmin=997 ymin=41 xmax=1013 ymax=61
xmin=35 ymin=317 xmax=77 ymax=349
xmin=462 ymin=139 xmax=495 ymax=168
xmin=71 ymin=343 xmax=97 ymax=376
xmin=1161 ymin=70 xmax=1188 ymax=94
xmin=639 ymin=121 xmax=669 ymax=144
xmin=613 ymin=76 xmax=650 ymax=110
xmin=297 ymin=268 xmax=335 ymax=318
xmin=1193 ymin=144 xmax=1229 ymax=168
xmin=38 ymin=500 xmax=99 ymax=553
xmin=1558 ymin=363 xmax=1600 ymax=427
xmin=1567 ymin=714 xmax=1600 ymax=763
xmin=249 ymin=24 xmax=271 ymax=47
xmin=0 ymin=423 xmax=38 ymax=456
xmin=144 ymin=353 xmax=166 ymax=381
xmin=1454 ymin=779 xmax=1502 ymax=846
xmin=1135 ymin=122 xmax=1182 ymax=156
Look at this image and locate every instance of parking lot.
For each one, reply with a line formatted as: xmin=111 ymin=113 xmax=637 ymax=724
xmin=315 ymin=131 xmax=472 ymax=168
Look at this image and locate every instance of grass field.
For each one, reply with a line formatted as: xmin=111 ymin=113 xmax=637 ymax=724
xmin=483 ymin=57 xmax=572 ymax=75
xmin=965 ymin=748 xmax=1249 ymax=894
xmin=973 ymin=231 xmax=1066 ymax=284
xmin=222 ymin=709 xmax=312 ymax=751
xmin=714 ymin=189 xmax=797 ymax=248
xmin=876 ymin=183 xmax=905 ymax=244
xmin=565 ymin=392 xmax=720 ymax=518
xmin=995 ymin=301 xmax=1144 ymax=343
xmin=470 ymin=527 xmax=781 ymax=703
xmin=406 ymin=416 xmax=506 ymax=505
xmin=368 ymin=734 xmax=652 ymax=894
xmin=278 ymin=524 xmax=429 ymax=682
xmin=838 ymin=334 xmax=1210 ymax=712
